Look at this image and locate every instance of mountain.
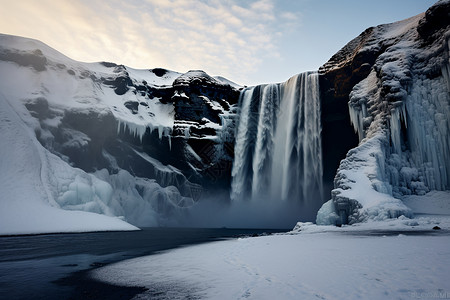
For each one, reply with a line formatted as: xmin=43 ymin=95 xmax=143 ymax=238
xmin=0 ymin=33 xmax=240 ymax=234
xmin=0 ymin=0 xmax=449 ymax=234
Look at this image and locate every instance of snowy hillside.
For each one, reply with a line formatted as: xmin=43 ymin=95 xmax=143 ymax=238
xmin=0 ymin=33 xmax=240 ymax=234
xmin=0 ymin=91 xmax=138 ymax=235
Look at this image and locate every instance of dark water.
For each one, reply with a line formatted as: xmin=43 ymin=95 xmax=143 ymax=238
xmin=0 ymin=227 xmax=285 ymax=300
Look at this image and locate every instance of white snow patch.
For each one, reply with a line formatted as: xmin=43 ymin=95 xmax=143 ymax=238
xmin=0 ymin=92 xmax=138 ymax=235
xmin=403 ymin=190 xmax=450 ymax=216
xmin=92 ymin=230 xmax=450 ymax=299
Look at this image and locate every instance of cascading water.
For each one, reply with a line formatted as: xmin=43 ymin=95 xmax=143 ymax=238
xmin=231 ymin=71 xmax=323 ymax=219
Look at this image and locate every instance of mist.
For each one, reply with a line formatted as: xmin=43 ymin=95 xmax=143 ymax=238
xmin=177 ymin=191 xmax=325 ymax=229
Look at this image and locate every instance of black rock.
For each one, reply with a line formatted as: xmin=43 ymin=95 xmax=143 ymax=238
xmin=0 ymin=48 xmax=47 ymax=71
xmin=151 ymin=68 xmax=168 ymax=77
xmin=124 ymin=101 xmax=139 ymax=114
xmin=100 ymin=61 xmax=118 ymax=68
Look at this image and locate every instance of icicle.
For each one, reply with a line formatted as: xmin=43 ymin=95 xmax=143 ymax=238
xmin=116 ymin=119 xmax=147 ymax=142
xmin=117 ymin=119 xmax=122 ymax=135
xmin=403 ymin=72 xmax=450 ymax=191
xmin=157 ymin=125 xmax=163 ymax=140
xmin=348 ymin=102 xmax=365 ymax=141
xmin=390 ymin=106 xmax=402 ymax=155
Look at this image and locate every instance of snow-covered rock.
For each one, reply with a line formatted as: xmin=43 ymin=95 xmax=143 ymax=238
xmin=317 ymin=0 xmax=450 ymax=225
xmin=0 ymin=33 xmax=240 ymax=234
xmin=0 ymin=90 xmax=138 ymax=235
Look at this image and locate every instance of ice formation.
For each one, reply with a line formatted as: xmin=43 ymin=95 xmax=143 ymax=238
xmin=0 ymin=91 xmax=138 ymax=234
xmin=318 ymin=4 xmax=450 ymax=224
xmin=231 ymin=72 xmax=323 ymax=216
xmin=0 ymin=34 xmax=198 ymax=233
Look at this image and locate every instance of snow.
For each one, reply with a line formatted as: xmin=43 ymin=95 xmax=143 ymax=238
xmin=321 ymin=133 xmax=413 ymax=225
xmin=0 ymin=34 xmax=206 ymax=233
xmin=127 ymin=67 xmax=181 ymax=87
xmin=174 ymin=70 xmax=225 ymax=87
xmin=92 ymin=227 xmax=450 ymax=299
xmin=403 ymin=190 xmax=450 ymax=216
xmin=0 ymin=33 xmax=177 ymax=144
xmin=321 ymin=4 xmax=450 ymax=225
xmin=214 ymin=75 xmax=242 ymax=89
xmin=0 ymin=199 xmax=138 ymax=236
xmin=0 ymin=91 xmax=138 ymax=235
xmin=92 ymin=191 xmax=450 ymax=299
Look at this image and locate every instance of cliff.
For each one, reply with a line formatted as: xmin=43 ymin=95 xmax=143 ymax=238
xmin=0 ymin=34 xmax=240 ymax=229
xmin=317 ymin=0 xmax=450 ymax=224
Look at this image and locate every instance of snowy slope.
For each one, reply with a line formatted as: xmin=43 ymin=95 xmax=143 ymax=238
xmin=0 ymin=91 xmax=138 ymax=235
xmin=0 ymin=33 xmax=179 ymax=142
xmin=0 ymin=33 xmax=235 ymax=234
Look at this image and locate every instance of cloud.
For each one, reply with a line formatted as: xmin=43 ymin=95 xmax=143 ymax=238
xmin=0 ymin=0 xmax=301 ymax=85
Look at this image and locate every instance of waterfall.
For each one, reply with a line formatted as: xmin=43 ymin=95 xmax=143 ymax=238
xmin=231 ymin=71 xmax=323 ymax=210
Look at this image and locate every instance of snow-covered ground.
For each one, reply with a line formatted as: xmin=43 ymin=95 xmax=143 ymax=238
xmin=92 ymin=193 xmax=450 ymax=299
xmin=93 ymin=234 xmax=450 ymax=300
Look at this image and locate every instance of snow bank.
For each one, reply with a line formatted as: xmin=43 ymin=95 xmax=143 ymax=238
xmin=0 ymin=200 xmax=138 ymax=236
xmin=92 ymin=231 xmax=450 ymax=299
xmin=402 ymin=190 xmax=450 ymax=216
xmin=94 ymin=183 xmax=450 ymax=299
xmin=0 ymin=92 xmax=137 ymax=235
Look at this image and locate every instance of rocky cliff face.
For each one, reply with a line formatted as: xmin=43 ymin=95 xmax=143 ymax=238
xmin=0 ymin=34 xmax=240 ymax=226
xmin=317 ymin=0 xmax=450 ymax=225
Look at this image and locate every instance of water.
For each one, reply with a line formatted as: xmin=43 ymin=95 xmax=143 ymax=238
xmin=0 ymin=227 xmax=284 ymax=300
xmin=231 ymin=72 xmax=323 ymax=219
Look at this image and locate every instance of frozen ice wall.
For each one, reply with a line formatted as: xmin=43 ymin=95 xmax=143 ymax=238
xmin=318 ymin=5 xmax=450 ymax=225
xmin=231 ymin=72 xmax=323 ymax=220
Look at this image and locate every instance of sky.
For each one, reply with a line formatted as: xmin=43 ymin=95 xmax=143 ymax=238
xmin=0 ymin=0 xmax=437 ymax=86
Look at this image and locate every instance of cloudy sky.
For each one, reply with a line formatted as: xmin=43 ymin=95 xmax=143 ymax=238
xmin=0 ymin=0 xmax=436 ymax=86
